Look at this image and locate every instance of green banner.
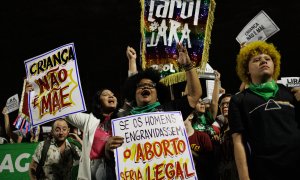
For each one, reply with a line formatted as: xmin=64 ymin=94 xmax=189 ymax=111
xmin=0 ymin=142 xmax=79 ymax=180
xmin=0 ymin=143 xmax=37 ymax=179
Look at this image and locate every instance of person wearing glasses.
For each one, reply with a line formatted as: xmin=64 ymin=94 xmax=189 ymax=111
xmin=105 ymin=42 xmax=202 ymax=161
xmin=216 ymin=93 xmax=239 ymax=180
xmin=29 ymin=118 xmax=81 ymax=180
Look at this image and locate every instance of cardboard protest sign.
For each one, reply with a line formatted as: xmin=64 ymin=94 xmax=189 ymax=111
xmin=24 ymin=43 xmax=86 ymax=126
xmin=140 ymin=0 xmax=216 ymax=86
xmin=279 ymin=77 xmax=300 ymax=88
xmin=236 ymin=10 xmax=280 ymax=44
xmin=111 ymin=111 xmax=197 ymax=180
xmin=6 ymin=94 xmax=19 ymax=113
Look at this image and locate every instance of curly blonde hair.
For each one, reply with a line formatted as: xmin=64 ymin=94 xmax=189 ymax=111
xmin=236 ymin=41 xmax=281 ymax=84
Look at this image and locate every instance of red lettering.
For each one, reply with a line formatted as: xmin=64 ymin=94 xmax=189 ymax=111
xmin=184 ymin=162 xmax=195 ymax=178
xmin=135 ymin=143 xmax=145 ymax=162
xmin=165 ymin=162 xmax=175 ymax=179
xmin=154 ymin=163 xmax=164 ymax=180
xmin=144 ymin=142 xmax=154 ymax=161
xmin=162 ymin=139 xmax=173 ymax=157
xmin=175 ymin=161 xmax=184 ymax=179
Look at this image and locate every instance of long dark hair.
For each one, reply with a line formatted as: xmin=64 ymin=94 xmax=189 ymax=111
xmin=91 ymin=88 xmax=120 ymax=120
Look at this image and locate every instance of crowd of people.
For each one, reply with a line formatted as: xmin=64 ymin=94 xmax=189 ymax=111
xmin=0 ymin=40 xmax=300 ymax=180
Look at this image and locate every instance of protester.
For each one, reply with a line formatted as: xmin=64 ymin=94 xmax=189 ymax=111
xmin=25 ymin=46 xmax=139 ymax=180
xmin=217 ymin=93 xmax=239 ymax=180
xmin=105 ymin=42 xmax=202 ymax=161
xmin=229 ymin=40 xmax=300 ymax=180
xmin=29 ymin=118 xmax=81 ymax=180
xmin=184 ymin=115 xmax=214 ymax=180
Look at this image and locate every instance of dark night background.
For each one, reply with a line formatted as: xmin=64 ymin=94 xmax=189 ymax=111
xmin=0 ymin=0 xmax=299 ymax=121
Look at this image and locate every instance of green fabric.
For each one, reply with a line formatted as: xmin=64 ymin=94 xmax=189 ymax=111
xmin=130 ymin=102 xmax=161 ymax=115
xmin=192 ymin=112 xmax=216 ymax=136
xmin=249 ymin=80 xmax=279 ymax=100
xmin=67 ymin=137 xmax=82 ymax=150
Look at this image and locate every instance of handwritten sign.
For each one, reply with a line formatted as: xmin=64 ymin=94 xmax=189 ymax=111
xmin=24 ymin=43 xmax=86 ymax=126
xmin=6 ymin=94 xmax=19 ymax=113
xmin=236 ymin=10 xmax=280 ymax=44
xmin=111 ymin=111 xmax=197 ymax=180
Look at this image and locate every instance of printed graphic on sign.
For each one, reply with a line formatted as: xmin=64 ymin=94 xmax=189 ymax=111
xmin=24 ymin=43 xmax=86 ymax=126
xmin=236 ymin=10 xmax=280 ymax=44
xmin=111 ymin=111 xmax=197 ymax=180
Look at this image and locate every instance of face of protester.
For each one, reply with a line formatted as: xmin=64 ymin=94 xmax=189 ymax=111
xmin=195 ymin=99 xmax=206 ymax=113
xmin=135 ymin=78 xmax=158 ymax=107
xmin=248 ymin=53 xmax=274 ymax=84
xmin=99 ymin=89 xmax=117 ymax=113
xmin=219 ymin=96 xmax=231 ymax=119
xmin=52 ymin=119 xmax=70 ymax=143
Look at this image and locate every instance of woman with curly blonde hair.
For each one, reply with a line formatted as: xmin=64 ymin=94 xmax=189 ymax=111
xmin=228 ymin=40 xmax=300 ymax=180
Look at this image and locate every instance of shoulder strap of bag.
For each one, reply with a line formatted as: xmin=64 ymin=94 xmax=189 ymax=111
xmin=36 ymin=139 xmax=51 ymax=178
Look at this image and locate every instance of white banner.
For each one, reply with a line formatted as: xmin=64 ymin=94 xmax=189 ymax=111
xmin=111 ymin=111 xmax=197 ymax=180
xmin=24 ymin=43 xmax=86 ymax=126
xmin=236 ymin=10 xmax=280 ymax=44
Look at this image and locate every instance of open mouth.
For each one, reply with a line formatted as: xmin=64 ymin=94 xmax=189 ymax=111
xmin=141 ymin=90 xmax=151 ymax=97
xmin=108 ymin=99 xmax=115 ymax=104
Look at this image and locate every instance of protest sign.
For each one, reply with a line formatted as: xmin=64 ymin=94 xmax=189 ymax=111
xmin=24 ymin=43 xmax=86 ymax=126
xmin=236 ymin=10 xmax=280 ymax=44
xmin=140 ymin=0 xmax=216 ymax=86
xmin=6 ymin=94 xmax=19 ymax=113
xmin=279 ymin=77 xmax=300 ymax=88
xmin=111 ymin=111 xmax=197 ymax=180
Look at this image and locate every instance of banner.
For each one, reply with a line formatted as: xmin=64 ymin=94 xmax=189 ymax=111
xmin=111 ymin=111 xmax=197 ymax=180
xmin=236 ymin=10 xmax=280 ymax=44
xmin=140 ymin=0 xmax=216 ymax=86
xmin=0 ymin=143 xmax=78 ymax=180
xmin=0 ymin=143 xmax=37 ymax=179
xmin=24 ymin=43 xmax=86 ymax=126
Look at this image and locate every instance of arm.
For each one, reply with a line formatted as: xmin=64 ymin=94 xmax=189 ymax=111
xmin=2 ymin=107 xmax=12 ymax=141
xmin=66 ymin=113 xmax=90 ymax=131
xmin=232 ymin=133 xmax=250 ymax=180
xmin=126 ymin=46 xmax=138 ymax=77
xmin=177 ymin=43 xmax=202 ymax=108
xmin=28 ymin=159 xmax=38 ymax=180
xmin=210 ymin=70 xmax=221 ymax=119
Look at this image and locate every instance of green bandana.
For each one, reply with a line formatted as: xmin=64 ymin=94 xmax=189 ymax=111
xmin=130 ymin=102 xmax=161 ymax=115
xmin=192 ymin=114 xmax=216 ymax=136
xmin=249 ymin=80 xmax=279 ymax=100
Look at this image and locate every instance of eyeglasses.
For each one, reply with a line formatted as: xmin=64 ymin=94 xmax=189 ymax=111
xmin=219 ymin=102 xmax=229 ymax=108
xmin=136 ymin=82 xmax=156 ymax=89
xmin=54 ymin=127 xmax=69 ymax=133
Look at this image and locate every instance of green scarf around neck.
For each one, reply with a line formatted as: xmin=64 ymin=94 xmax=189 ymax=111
xmin=130 ymin=102 xmax=161 ymax=115
xmin=249 ymin=80 xmax=279 ymax=100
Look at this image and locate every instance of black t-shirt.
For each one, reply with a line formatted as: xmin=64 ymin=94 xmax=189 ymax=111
xmin=228 ymin=84 xmax=300 ymax=179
